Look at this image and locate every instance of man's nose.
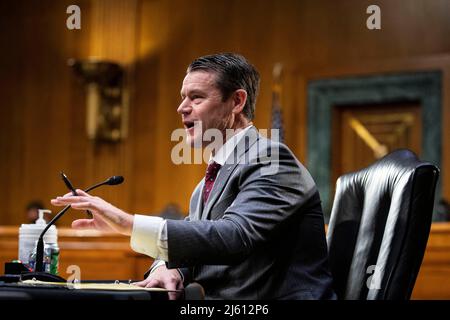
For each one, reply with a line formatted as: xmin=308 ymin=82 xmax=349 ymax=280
xmin=177 ymin=100 xmax=191 ymax=115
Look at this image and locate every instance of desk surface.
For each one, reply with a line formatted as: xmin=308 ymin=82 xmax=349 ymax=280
xmin=0 ymin=282 xmax=168 ymax=300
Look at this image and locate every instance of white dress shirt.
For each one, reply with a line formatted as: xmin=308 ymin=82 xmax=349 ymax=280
xmin=130 ymin=125 xmax=254 ymax=266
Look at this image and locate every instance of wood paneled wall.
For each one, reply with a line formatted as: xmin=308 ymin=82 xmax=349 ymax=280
xmin=1 ymin=0 xmax=450 ymax=225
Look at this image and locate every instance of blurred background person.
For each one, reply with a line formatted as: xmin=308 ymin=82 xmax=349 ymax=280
xmin=25 ymin=200 xmax=46 ymax=224
xmin=159 ymin=203 xmax=184 ymax=220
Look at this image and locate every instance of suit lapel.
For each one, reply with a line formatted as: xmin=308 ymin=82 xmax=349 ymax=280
xmin=200 ymin=162 xmax=239 ymax=220
xmin=201 ymin=127 xmax=260 ymax=220
xmin=192 ymin=180 xmax=205 ymax=221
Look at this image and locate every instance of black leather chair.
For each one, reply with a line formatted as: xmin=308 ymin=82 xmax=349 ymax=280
xmin=326 ymin=149 xmax=439 ymax=300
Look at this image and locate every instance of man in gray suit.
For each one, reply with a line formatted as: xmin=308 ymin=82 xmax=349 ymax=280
xmin=52 ymin=53 xmax=335 ymax=300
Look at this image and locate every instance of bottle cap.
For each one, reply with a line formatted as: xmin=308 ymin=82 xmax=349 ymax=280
xmin=36 ymin=209 xmax=52 ymax=225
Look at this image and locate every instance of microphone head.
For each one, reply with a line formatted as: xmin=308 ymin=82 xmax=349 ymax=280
xmin=106 ymin=176 xmax=124 ymax=185
xmin=184 ymin=282 xmax=205 ymax=300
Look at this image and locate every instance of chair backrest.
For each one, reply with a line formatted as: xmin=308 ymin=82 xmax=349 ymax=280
xmin=326 ymin=149 xmax=439 ymax=300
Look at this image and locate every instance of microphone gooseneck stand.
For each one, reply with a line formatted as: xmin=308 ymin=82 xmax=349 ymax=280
xmin=24 ymin=176 xmax=124 ymax=282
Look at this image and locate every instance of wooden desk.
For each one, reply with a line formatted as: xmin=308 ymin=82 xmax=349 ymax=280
xmin=412 ymin=222 xmax=450 ymax=299
xmin=0 ymin=226 xmax=153 ymax=281
xmin=1 ymin=223 xmax=449 ymax=298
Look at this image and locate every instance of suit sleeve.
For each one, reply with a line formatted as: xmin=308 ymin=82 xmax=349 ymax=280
xmin=143 ymin=215 xmax=193 ymax=284
xmin=166 ymin=143 xmax=317 ymax=268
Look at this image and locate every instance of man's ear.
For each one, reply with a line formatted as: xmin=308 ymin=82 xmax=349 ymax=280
xmin=231 ymin=89 xmax=247 ymax=115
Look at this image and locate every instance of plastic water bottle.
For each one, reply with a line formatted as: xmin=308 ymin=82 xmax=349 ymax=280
xmin=28 ymin=240 xmax=60 ymax=274
xmin=18 ymin=209 xmax=58 ymax=266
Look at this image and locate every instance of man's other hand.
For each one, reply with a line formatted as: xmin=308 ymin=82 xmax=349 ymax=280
xmin=50 ymin=189 xmax=134 ymax=235
xmin=133 ymin=264 xmax=183 ymax=300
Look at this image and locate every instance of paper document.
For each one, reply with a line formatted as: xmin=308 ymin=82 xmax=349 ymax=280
xmin=20 ymin=279 xmax=180 ymax=292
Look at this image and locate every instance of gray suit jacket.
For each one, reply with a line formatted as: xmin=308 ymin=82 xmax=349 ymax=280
xmin=154 ymin=127 xmax=335 ymax=299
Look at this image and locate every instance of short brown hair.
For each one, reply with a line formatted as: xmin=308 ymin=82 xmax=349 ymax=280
xmin=187 ymin=53 xmax=260 ymax=120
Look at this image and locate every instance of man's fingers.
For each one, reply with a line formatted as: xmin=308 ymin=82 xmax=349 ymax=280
xmin=173 ymin=281 xmax=184 ymax=300
xmin=165 ymin=280 xmax=177 ymax=291
xmin=72 ymin=219 xmax=95 ymax=230
xmin=145 ymin=279 xmax=161 ymax=288
xmin=71 ymin=202 xmax=95 ymax=211
xmin=132 ymin=280 xmax=149 ymax=287
xmin=51 ymin=196 xmax=90 ymax=207
xmin=50 ymin=199 xmax=65 ymax=206
xmin=75 ymin=189 xmax=90 ymax=197
xmin=52 ymin=190 xmax=91 ymax=204
xmin=168 ymin=292 xmax=178 ymax=300
xmin=57 ymin=196 xmax=90 ymax=203
xmin=165 ymin=281 xmax=179 ymax=300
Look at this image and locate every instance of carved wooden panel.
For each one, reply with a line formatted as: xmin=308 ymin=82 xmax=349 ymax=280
xmin=332 ymin=102 xmax=422 ymax=184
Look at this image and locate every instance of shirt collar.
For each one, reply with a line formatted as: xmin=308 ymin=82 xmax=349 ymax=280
xmin=210 ymin=125 xmax=254 ymax=166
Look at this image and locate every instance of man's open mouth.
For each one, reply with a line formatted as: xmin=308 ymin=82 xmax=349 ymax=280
xmin=183 ymin=121 xmax=195 ymax=130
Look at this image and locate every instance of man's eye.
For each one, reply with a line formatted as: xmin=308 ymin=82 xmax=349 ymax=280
xmin=192 ymin=96 xmax=203 ymax=102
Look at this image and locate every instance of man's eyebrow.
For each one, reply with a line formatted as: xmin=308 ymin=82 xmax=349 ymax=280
xmin=190 ymin=89 xmax=205 ymax=96
xmin=181 ymin=89 xmax=205 ymax=98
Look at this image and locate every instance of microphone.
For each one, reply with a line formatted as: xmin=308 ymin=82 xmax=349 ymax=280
xmin=184 ymin=282 xmax=205 ymax=300
xmin=34 ymin=175 xmax=124 ymax=275
xmin=86 ymin=175 xmax=124 ymax=190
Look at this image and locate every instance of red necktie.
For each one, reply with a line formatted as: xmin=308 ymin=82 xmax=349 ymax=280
xmin=203 ymin=161 xmax=222 ymax=205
